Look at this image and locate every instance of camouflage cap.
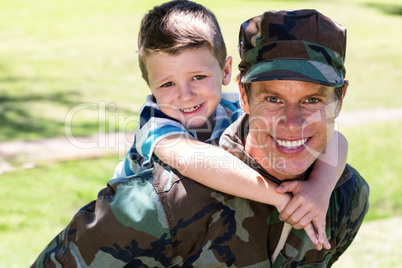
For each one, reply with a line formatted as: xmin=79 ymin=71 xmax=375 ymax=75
xmin=238 ymin=9 xmax=346 ymax=87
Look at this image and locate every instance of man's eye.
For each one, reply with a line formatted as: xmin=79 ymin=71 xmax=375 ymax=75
xmin=193 ymin=75 xmax=206 ymax=81
xmin=161 ymin=82 xmax=174 ymax=88
xmin=306 ymin=98 xmax=319 ymax=103
xmin=268 ymin=96 xmax=279 ymax=103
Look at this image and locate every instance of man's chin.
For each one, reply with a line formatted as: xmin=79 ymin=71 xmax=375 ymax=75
xmin=271 ymin=160 xmax=314 ymax=180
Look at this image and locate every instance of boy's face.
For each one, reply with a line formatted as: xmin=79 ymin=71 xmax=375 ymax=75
xmin=146 ymin=47 xmax=231 ymax=129
xmin=240 ymin=80 xmax=346 ymax=180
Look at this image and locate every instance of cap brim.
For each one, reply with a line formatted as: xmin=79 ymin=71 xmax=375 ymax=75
xmin=241 ymin=59 xmax=344 ymax=87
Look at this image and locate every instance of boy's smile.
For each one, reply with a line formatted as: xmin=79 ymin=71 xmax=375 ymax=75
xmin=146 ymin=47 xmax=232 ymax=130
xmin=180 ymin=104 xmax=201 ymax=113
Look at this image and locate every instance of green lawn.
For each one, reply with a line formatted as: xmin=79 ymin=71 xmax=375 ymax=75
xmin=0 ymin=157 xmax=118 ymax=267
xmin=341 ymin=122 xmax=402 ymax=220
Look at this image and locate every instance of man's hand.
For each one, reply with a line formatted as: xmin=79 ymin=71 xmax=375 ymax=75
xmin=275 ymin=180 xmax=331 ymax=250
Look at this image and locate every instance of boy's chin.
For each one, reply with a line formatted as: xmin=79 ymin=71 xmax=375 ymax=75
xmin=186 ymin=111 xmax=217 ymax=130
xmin=184 ymin=120 xmax=210 ymax=130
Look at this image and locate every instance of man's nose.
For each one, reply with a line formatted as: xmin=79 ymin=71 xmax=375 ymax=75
xmin=280 ymin=104 xmax=307 ymax=131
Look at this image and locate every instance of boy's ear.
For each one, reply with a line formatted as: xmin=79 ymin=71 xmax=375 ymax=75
xmin=238 ymin=79 xmax=250 ymax=114
xmin=222 ymin=56 xmax=232 ymax=86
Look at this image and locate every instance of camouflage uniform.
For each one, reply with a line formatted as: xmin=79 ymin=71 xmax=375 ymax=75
xmin=238 ymin=9 xmax=347 ymax=88
xmin=32 ymin=114 xmax=369 ymax=267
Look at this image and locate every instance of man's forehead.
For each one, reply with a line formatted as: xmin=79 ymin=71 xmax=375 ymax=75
xmin=251 ymin=80 xmax=334 ymax=98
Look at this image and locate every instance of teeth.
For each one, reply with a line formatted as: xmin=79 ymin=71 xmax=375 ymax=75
xmin=275 ymin=138 xmax=308 ymax=149
xmin=180 ymin=104 xmax=201 ymax=113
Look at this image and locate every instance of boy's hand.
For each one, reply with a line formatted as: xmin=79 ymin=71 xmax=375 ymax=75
xmin=303 ymin=222 xmax=326 ymax=251
xmin=275 ymin=180 xmax=331 ymax=250
xmin=274 ymin=192 xmax=292 ymax=214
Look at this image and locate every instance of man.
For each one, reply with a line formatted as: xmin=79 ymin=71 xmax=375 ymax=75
xmin=32 ymin=9 xmax=369 ymax=268
xmin=225 ymin=9 xmax=370 ymax=266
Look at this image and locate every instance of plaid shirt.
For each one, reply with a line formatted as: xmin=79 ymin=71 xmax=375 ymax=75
xmin=116 ymin=92 xmax=242 ymax=177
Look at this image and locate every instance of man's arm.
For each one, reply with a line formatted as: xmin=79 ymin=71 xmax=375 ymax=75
xmin=328 ymin=166 xmax=369 ymax=262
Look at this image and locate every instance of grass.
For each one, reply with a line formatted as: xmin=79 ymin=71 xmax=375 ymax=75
xmin=341 ymin=121 xmax=402 ymax=220
xmin=0 ymin=0 xmax=401 ymax=141
xmin=333 ymin=217 xmax=402 ymax=268
xmin=0 ymin=156 xmax=118 ymax=267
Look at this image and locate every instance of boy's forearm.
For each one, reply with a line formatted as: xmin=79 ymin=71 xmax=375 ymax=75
xmin=154 ymin=135 xmax=291 ymax=210
xmin=312 ymin=130 xmax=348 ymax=190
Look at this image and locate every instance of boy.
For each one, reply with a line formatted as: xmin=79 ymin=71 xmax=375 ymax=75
xmin=116 ymin=0 xmax=346 ymax=249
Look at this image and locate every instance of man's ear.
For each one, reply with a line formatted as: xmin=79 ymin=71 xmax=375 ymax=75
xmin=238 ymin=79 xmax=250 ymax=114
xmin=222 ymin=57 xmax=232 ymax=86
xmin=335 ymin=81 xmax=348 ymax=117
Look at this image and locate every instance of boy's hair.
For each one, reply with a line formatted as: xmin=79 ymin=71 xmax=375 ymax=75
xmin=138 ymin=0 xmax=227 ymax=84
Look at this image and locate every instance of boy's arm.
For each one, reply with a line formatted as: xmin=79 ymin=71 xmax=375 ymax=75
xmin=154 ymin=134 xmax=291 ymax=211
xmin=155 ymin=134 xmax=324 ymax=248
xmin=275 ymin=130 xmax=348 ymax=250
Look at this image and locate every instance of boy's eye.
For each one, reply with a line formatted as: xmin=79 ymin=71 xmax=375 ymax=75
xmin=193 ymin=75 xmax=206 ymax=81
xmin=267 ymin=96 xmax=279 ymax=103
xmin=161 ymin=81 xmax=174 ymax=88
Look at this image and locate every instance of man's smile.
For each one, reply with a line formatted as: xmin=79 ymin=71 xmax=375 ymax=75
xmin=274 ymin=137 xmax=309 ymax=150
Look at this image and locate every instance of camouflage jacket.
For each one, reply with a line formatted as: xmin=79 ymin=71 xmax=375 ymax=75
xmin=32 ymin=115 xmax=369 ymax=267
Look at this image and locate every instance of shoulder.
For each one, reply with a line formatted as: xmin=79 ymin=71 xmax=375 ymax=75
xmin=216 ymin=92 xmax=243 ymax=126
xmin=221 ymin=92 xmax=240 ymax=102
xmin=107 ymin=170 xmax=167 ymax=228
xmin=221 ymin=92 xmax=241 ymax=110
xmin=336 ymin=164 xmax=370 ymax=195
xmin=138 ymin=95 xmax=169 ymax=121
xmin=330 ymin=164 xmax=369 ymax=232
xmin=36 ymin=169 xmax=174 ymax=267
xmin=342 ymin=164 xmax=370 ymax=213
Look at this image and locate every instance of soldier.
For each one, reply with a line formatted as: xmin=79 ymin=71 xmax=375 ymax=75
xmin=31 ymin=7 xmax=369 ymax=268
xmin=231 ymin=9 xmax=370 ymax=266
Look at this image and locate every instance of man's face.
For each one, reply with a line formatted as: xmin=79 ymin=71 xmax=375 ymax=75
xmin=146 ymin=47 xmax=231 ymax=130
xmin=240 ymin=80 xmax=345 ymax=180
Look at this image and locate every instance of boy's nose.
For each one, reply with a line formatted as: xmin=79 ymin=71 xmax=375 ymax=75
xmin=178 ymin=84 xmax=196 ymax=101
